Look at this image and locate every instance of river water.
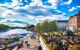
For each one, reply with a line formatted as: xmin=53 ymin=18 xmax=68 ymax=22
xmin=0 ymin=29 xmax=32 ymax=38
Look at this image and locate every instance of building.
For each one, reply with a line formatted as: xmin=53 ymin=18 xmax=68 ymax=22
xmin=56 ymin=20 xmax=68 ymax=31
xmin=68 ymin=12 xmax=80 ymax=31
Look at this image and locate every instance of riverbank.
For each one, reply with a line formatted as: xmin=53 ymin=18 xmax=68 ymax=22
xmin=0 ymin=29 xmax=37 ymax=50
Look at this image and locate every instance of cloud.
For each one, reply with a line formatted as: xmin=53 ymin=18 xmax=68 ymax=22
xmin=0 ymin=4 xmax=68 ymax=25
xmin=48 ymin=0 xmax=59 ymax=3
xmin=0 ymin=0 xmax=69 ymax=26
xmin=47 ymin=0 xmax=59 ymax=8
xmin=12 ymin=20 xmax=27 ymax=24
xmin=1 ymin=10 xmax=12 ymax=17
xmin=24 ymin=0 xmax=42 ymax=7
xmin=0 ymin=19 xmax=28 ymax=27
xmin=11 ymin=0 xmax=19 ymax=6
xmin=24 ymin=15 xmax=68 ymax=25
xmin=14 ymin=6 xmax=65 ymax=16
xmin=0 ymin=0 xmax=23 ymax=8
xmin=68 ymin=7 xmax=76 ymax=12
xmin=76 ymin=6 xmax=80 ymax=8
xmin=62 ymin=0 xmax=72 ymax=5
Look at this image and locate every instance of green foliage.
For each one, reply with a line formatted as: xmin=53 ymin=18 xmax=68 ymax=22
xmin=34 ymin=23 xmax=42 ymax=32
xmin=0 ymin=24 xmax=35 ymax=31
xmin=0 ymin=24 xmax=10 ymax=30
xmin=10 ymin=25 xmax=35 ymax=31
xmin=26 ymin=25 xmax=34 ymax=31
xmin=10 ymin=27 xmax=22 ymax=29
xmin=42 ymin=20 xmax=49 ymax=32
xmin=49 ymin=32 xmax=55 ymax=36
xmin=48 ymin=21 xmax=57 ymax=31
xmin=35 ymin=20 xmax=57 ymax=32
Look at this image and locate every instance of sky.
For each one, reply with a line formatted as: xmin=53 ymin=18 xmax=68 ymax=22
xmin=0 ymin=0 xmax=80 ymax=27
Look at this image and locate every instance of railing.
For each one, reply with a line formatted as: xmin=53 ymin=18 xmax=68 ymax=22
xmin=39 ymin=34 xmax=54 ymax=50
xmin=40 ymin=36 xmax=49 ymax=50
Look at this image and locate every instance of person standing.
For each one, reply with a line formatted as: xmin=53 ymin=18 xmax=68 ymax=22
xmin=38 ymin=45 xmax=42 ymax=50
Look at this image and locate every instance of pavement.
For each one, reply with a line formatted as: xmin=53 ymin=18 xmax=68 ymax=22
xmin=18 ymin=35 xmax=40 ymax=50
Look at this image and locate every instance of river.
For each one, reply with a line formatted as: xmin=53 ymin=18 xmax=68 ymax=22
xmin=0 ymin=29 xmax=32 ymax=38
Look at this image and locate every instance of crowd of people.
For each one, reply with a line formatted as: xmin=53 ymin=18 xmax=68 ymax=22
xmin=43 ymin=33 xmax=80 ymax=50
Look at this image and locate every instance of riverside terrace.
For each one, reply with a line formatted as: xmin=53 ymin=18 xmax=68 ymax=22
xmin=40 ymin=32 xmax=80 ymax=50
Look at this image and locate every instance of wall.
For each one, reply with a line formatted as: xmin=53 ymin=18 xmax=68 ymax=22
xmin=68 ymin=16 xmax=80 ymax=31
xmin=39 ymin=36 xmax=49 ymax=50
xmin=68 ymin=16 xmax=77 ymax=28
xmin=56 ymin=21 xmax=68 ymax=31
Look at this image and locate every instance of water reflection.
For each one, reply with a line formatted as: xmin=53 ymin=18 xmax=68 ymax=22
xmin=0 ymin=29 xmax=32 ymax=38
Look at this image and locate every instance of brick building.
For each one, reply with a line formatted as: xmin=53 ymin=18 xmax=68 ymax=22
xmin=68 ymin=12 xmax=80 ymax=31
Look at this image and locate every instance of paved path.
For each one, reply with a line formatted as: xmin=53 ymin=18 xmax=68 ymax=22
xmin=18 ymin=35 xmax=40 ymax=50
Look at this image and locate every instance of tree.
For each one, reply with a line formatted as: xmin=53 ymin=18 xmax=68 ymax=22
xmin=42 ymin=20 xmax=57 ymax=32
xmin=48 ymin=21 xmax=57 ymax=31
xmin=35 ymin=20 xmax=57 ymax=32
xmin=26 ymin=25 xmax=34 ymax=31
xmin=34 ymin=23 xmax=42 ymax=32
xmin=0 ymin=24 xmax=10 ymax=31
xmin=42 ymin=20 xmax=49 ymax=32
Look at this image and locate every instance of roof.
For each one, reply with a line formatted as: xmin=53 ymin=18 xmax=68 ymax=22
xmin=57 ymin=20 xmax=68 ymax=22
